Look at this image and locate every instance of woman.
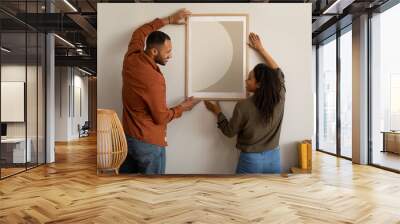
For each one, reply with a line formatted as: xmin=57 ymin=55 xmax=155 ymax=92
xmin=204 ymin=32 xmax=286 ymax=174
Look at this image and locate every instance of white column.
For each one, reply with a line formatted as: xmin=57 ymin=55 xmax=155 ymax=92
xmin=46 ymin=32 xmax=55 ymax=163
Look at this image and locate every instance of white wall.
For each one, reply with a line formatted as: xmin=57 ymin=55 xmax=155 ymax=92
xmin=1 ymin=65 xmax=39 ymax=138
xmin=55 ymin=67 xmax=89 ymax=141
xmin=1 ymin=65 xmax=27 ymax=140
xmin=55 ymin=67 xmax=69 ymax=141
xmin=72 ymin=73 xmax=89 ymax=138
xmin=98 ymin=3 xmax=313 ymax=173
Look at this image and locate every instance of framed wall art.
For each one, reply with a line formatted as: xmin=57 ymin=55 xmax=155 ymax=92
xmin=185 ymin=14 xmax=248 ymax=100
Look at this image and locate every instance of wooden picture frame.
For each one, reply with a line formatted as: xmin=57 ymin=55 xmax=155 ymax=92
xmin=185 ymin=14 xmax=249 ymax=100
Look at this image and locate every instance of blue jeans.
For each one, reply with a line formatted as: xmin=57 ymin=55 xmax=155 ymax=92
xmin=236 ymin=147 xmax=281 ymax=174
xmin=119 ymin=136 xmax=166 ymax=174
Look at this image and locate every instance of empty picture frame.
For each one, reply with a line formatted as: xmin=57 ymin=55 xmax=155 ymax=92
xmin=186 ymin=14 xmax=248 ymax=100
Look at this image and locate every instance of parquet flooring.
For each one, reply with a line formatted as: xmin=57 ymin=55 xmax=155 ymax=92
xmin=1 ymin=135 xmax=399 ymax=223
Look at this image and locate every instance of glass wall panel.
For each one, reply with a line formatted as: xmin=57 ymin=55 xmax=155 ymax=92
xmin=371 ymin=4 xmax=400 ymax=171
xmin=318 ymin=36 xmax=337 ymax=155
xmin=340 ymin=29 xmax=353 ymax=158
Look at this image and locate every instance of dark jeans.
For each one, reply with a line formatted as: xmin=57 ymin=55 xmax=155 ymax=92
xmin=119 ymin=135 xmax=166 ymax=174
xmin=236 ymin=147 xmax=281 ymax=174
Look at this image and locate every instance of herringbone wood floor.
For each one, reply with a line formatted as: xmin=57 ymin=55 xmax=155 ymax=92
xmin=1 ymin=135 xmax=400 ymax=224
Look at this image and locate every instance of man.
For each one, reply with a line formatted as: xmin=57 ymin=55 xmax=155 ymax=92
xmin=120 ymin=9 xmax=198 ymax=174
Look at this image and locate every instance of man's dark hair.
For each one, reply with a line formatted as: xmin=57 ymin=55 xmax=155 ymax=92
xmin=146 ymin=31 xmax=171 ymax=49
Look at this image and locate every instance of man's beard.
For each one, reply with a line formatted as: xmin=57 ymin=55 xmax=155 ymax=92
xmin=155 ymin=55 xmax=166 ymax=66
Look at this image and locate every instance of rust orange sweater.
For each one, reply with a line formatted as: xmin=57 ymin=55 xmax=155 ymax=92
xmin=122 ymin=18 xmax=183 ymax=146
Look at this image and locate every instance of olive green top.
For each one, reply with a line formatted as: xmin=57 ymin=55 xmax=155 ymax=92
xmin=217 ymin=69 xmax=285 ymax=153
